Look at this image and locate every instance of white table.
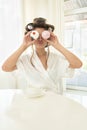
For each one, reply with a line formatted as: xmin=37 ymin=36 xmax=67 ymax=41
xmin=0 ymin=89 xmax=87 ymax=130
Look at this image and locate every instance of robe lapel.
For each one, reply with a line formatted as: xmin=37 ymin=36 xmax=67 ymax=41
xmin=32 ymin=52 xmax=58 ymax=93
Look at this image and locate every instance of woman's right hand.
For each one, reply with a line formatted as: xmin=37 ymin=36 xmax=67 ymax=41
xmin=21 ymin=32 xmax=36 ymax=49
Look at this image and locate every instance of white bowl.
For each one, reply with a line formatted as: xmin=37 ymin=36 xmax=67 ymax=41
xmin=23 ymin=88 xmax=45 ymax=98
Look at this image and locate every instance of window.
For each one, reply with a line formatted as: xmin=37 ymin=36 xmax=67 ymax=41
xmin=64 ymin=0 xmax=87 ymax=90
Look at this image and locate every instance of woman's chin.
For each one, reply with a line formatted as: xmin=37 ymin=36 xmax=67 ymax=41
xmin=35 ymin=43 xmax=46 ymax=48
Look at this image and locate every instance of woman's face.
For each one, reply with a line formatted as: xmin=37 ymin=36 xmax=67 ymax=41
xmin=34 ymin=28 xmax=47 ymax=49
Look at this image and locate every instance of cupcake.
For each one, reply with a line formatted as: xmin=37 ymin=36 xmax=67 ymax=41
xmin=42 ymin=31 xmax=50 ymax=39
xmin=30 ymin=31 xmax=39 ymax=40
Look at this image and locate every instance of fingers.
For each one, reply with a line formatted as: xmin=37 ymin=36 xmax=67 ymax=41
xmin=42 ymin=32 xmax=58 ymax=46
xmin=50 ymin=32 xmax=57 ymax=39
xmin=24 ymin=31 xmax=31 ymax=39
xmin=23 ymin=31 xmax=36 ymax=47
xmin=43 ymin=38 xmax=49 ymax=43
xmin=30 ymin=39 xmax=37 ymax=44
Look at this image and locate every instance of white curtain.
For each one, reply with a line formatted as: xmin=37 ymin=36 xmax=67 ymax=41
xmin=0 ymin=0 xmax=23 ymax=66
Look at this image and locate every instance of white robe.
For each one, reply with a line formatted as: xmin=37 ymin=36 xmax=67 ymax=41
xmin=12 ymin=51 xmax=74 ymax=94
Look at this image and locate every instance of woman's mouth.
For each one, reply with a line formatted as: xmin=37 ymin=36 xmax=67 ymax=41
xmin=38 ymin=40 xmax=43 ymax=44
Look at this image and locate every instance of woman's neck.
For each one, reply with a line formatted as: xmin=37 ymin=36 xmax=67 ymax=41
xmin=36 ymin=49 xmax=46 ymax=57
xmin=36 ymin=48 xmax=48 ymax=70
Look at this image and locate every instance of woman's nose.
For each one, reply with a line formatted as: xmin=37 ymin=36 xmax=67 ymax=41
xmin=38 ymin=35 xmax=42 ymax=40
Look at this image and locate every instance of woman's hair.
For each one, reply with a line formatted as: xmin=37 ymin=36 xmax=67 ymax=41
xmin=25 ymin=17 xmax=55 ymax=34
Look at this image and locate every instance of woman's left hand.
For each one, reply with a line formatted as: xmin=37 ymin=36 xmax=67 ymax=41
xmin=44 ymin=32 xmax=60 ymax=48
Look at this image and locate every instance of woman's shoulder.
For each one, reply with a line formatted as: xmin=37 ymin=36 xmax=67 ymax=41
xmin=50 ymin=52 xmax=66 ymax=60
xmin=19 ymin=52 xmax=32 ymax=61
xmin=50 ymin=52 xmax=70 ymax=67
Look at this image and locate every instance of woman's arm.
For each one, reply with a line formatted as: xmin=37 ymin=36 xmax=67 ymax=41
xmin=2 ymin=46 xmax=26 ymax=71
xmin=46 ymin=33 xmax=82 ymax=68
xmin=2 ymin=32 xmax=36 ymax=72
xmin=54 ymin=43 xmax=82 ymax=68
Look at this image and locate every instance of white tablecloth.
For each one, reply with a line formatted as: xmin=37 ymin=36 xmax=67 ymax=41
xmin=0 ymin=90 xmax=87 ymax=130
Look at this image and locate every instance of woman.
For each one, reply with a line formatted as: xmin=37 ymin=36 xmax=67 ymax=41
xmin=2 ymin=17 xmax=82 ymax=94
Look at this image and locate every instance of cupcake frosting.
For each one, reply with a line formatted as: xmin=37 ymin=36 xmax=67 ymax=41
xmin=42 ymin=31 xmax=50 ymax=39
xmin=30 ymin=31 xmax=39 ymax=40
